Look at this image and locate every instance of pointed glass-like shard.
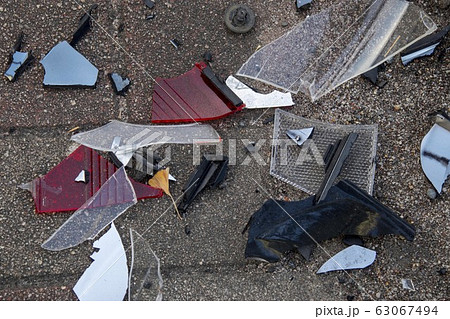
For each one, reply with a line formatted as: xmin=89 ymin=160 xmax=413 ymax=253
xmin=286 ymin=127 xmax=314 ymax=146
xmin=40 ymin=41 xmax=98 ymax=87
xmin=317 ymin=245 xmax=376 ymax=273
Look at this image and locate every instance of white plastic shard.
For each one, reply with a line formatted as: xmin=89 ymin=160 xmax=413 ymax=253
xmin=71 ymin=121 xmax=222 ymax=159
xmin=74 ymin=170 xmax=88 ymax=183
xmin=73 ymin=223 xmax=128 ymax=301
xmin=128 ymin=229 xmax=163 ymax=301
xmin=237 ymin=0 xmax=436 ymax=101
xmin=420 ymin=124 xmax=450 ymax=193
xmin=225 ymin=75 xmax=294 ymax=109
xmin=41 ymin=167 xmax=137 ymax=251
xmin=286 ymin=128 xmax=314 ymax=146
xmin=317 ymin=245 xmax=376 ymax=274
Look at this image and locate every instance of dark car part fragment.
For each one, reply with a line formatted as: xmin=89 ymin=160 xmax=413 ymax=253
xmin=245 ymin=180 xmax=415 ymax=263
xmin=314 ymin=133 xmax=358 ymax=204
xmin=70 ymin=4 xmax=98 ymax=47
xmin=4 ymin=32 xmax=34 ymax=82
xmin=401 ymin=25 xmax=450 ymax=65
xmin=144 ymin=0 xmax=155 ymax=9
xmin=177 ymin=155 xmax=228 ymax=214
xmin=224 ymin=4 xmax=255 ymax=34
xmin=151 ymin=62 xmax=244 ymax=123
xmin=109 ymin=72 xmax=131 ymax=95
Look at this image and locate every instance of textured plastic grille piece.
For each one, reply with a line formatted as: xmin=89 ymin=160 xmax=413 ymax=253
xmin=270 ymin=109 xmax=378 ymax=195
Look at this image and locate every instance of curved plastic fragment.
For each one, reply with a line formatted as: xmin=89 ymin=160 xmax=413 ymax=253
xmin=40 ymin=41 xmax=98 ymax=87
xmin=420 ymin=124 xmax=450 ymax=193
xmin=151 ymin=62 xmax=245 ymax=123
xmin=237 ymin=0 xmax=436 ymax=100
xmin=73 ymin=223 xmax=128 ymax=301
xmin=245 ymin=180 xmax=415 ymax=263
xmin=317 ymin=245 xmax=376 ymax=273
xmin=41 ymin=167 xmax=137 ymax=251
xmin=128 ymin=229 xmax=163 ymax=301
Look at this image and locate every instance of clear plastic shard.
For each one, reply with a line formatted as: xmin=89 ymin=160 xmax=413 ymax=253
xmin=128 ymin=229 xmax=163 ymax=301
xmin=41 ymin=167 xmax=137 ymax=251
xmin=401 ymin=278 xmax=415 ymax=291
xmin=71 ymin=121 xmax=222 ymax=158
xmin=225 ymin=76 xmax=294 ymax=109
xmin=420 ymin=124 xmax=450 ymax=193
xmin=74 ymin=170 xmax=88 ymax=183
xmin=237 ymin=0 xmax=436 ymax=101
xmin=317 ymin=245 xmax=376 ymax=274
xmin=73 ymin=223 xmax=128 ymax=301
xmin=271 ymin=109 xmax=377 ymax=195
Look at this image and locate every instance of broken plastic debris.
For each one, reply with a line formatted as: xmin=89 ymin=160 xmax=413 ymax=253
xmin=71 ymin=121 xmax=222 ymax=162
xmin=73 ymin=223 xmax=128 ymax=301
xmin=420 ymin=113 xmax=450 ymax=193
xmin=128 ymin=229 xmax=163 ymax=301
xmin=271 ymin=109 xmax=378 ymax=195
xmin=317 ymin=245 xmax=376 ymax=274
xmin=74 ymin=170 xmax=89 ymax=183
xmin=169 ymin=39 xmax=181 ymax=49
xmin=401 ymin=278 xmax=415 ymax=291
xmin=4 ymin=33 xmax=34 ymax=82
xmin=144 ymin=0 xmax=155 ymax=9
xmin=151 ymin=62 xmax=245 ymax=123
xmin=245 ymin=180 xmax=415 ymax=262
xmin=40 ymin=41 xmax=99 ymax=87
xmin=401 ymin=25 xmax=450 ymax=65
xmin=237 ymin=0 xmax=436 ymax=101
xmin=296 ymin=0 xmax=313 ymax=11
xmin=70 ymin=4 xmax=98 ymax=47
xmin=41 ymin=167 xmax=137 ymax=251
xmin=178 ymin=155 xmax=228 ymax=214
xmin=286 ymin=127 xmax=314 ymax=146
xmin=109 ymin=72 xmax=131 ymax=95
xmin=224 ymin=4 xmax=255 ymax=34
xmin=225 ymin=76 xmax=294 ymax=109
xmin=21 ymin=145 xmax=162 ymax=214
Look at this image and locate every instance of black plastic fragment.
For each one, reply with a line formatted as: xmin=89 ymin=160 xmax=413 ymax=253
xmin=109 ymin=72 xmax=131 ymax=95
xmin=146 ymin=14 xmax=156 ymax=20
xmin=343 ymin=235 xmax=364 ymax=247
xmin=296 ymin=0 xmax=312 ymax=11
xmin=201 ymin=65 xmax=243 ymax=108
xmin=401 ymin=25 xmax=450 ymax=65
xmin=4 ymin=32 xmax=34 ymax=82
xmin=244 ymin=180 xmax=416 ymax=263
xmin=70 ymin=4 xmax=98 ymax=47
xmin=203 ymin=51 xmax=213 ymax=63
xmin=177 ymin=155 xmax=228 ymax=214
xmin=170 ymin=38 xmax=181 ymax=49
xmin=362 ymin=64 xmax=388 ymax=88
xmin=314 ymin=133 xmax=358 ymax=204
xmin=144 ymin=0 xmax=155 ymax=9
xmin=224 ymin=4 xmax=255 ymax=34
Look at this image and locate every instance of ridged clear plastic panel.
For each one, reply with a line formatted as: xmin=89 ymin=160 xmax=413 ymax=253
xmin=270 ymin=109 xmax=378 ymax=195
xmin=237 ymin=0 xmax=436 ymax=101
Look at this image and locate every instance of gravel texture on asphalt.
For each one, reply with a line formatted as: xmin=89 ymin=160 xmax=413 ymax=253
xmin=0 ymin=0 xmax=448 ymax=301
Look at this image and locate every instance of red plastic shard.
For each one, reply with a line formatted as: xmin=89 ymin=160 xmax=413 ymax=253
xmin=151 ymin=62 xmax=245 ymax=123
xmin=26 ymin=145 xmax=162 ymax=214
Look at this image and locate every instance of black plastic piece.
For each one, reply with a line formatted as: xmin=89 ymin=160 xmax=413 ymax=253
xmin=224 ymin=4 xmax=255 ymax=34
xmin=144 ymin=0 xmax=155 ymax=9
xmin=201 ymin=65 xmax=243 ymax=108
xmin=170 ymin=38 xmax=181 ymax=49
xmin=244 ymin=180 xmax=416 ymax=263
xmin=314 ymin=133 xmax=358 ymax=204
xmin=4 ymin=32 xmax=34 ymax=82
xmin=203 ymin=51 xmax=213 ymax=63
xmin=70 ymin=4 xmax=98 ymax=47
xmin=343 ymin=235 xmax=364 ymax=247
xmin=362 ymin=64 xmax=388 ymax=88
xmin=177 ymin=155 xmax=228 ymax=214
xmin=109 ymin=72 xmax=131 ymax=95
xmin=401 ymin=25 xmax=450 ymax=59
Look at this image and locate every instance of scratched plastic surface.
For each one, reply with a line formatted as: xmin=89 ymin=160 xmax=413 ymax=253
xmin=41 ymin=167 xmax=137 ymax=251
xmin=237 ymin=0 xmax=436 ymax=101
xmin=128 ymin=229 xmax=163 ymax=301
xmin=21 ymin=145 xmax=162 ymax=213
xmin=270 ymin=109 xmax=378 ymax=195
